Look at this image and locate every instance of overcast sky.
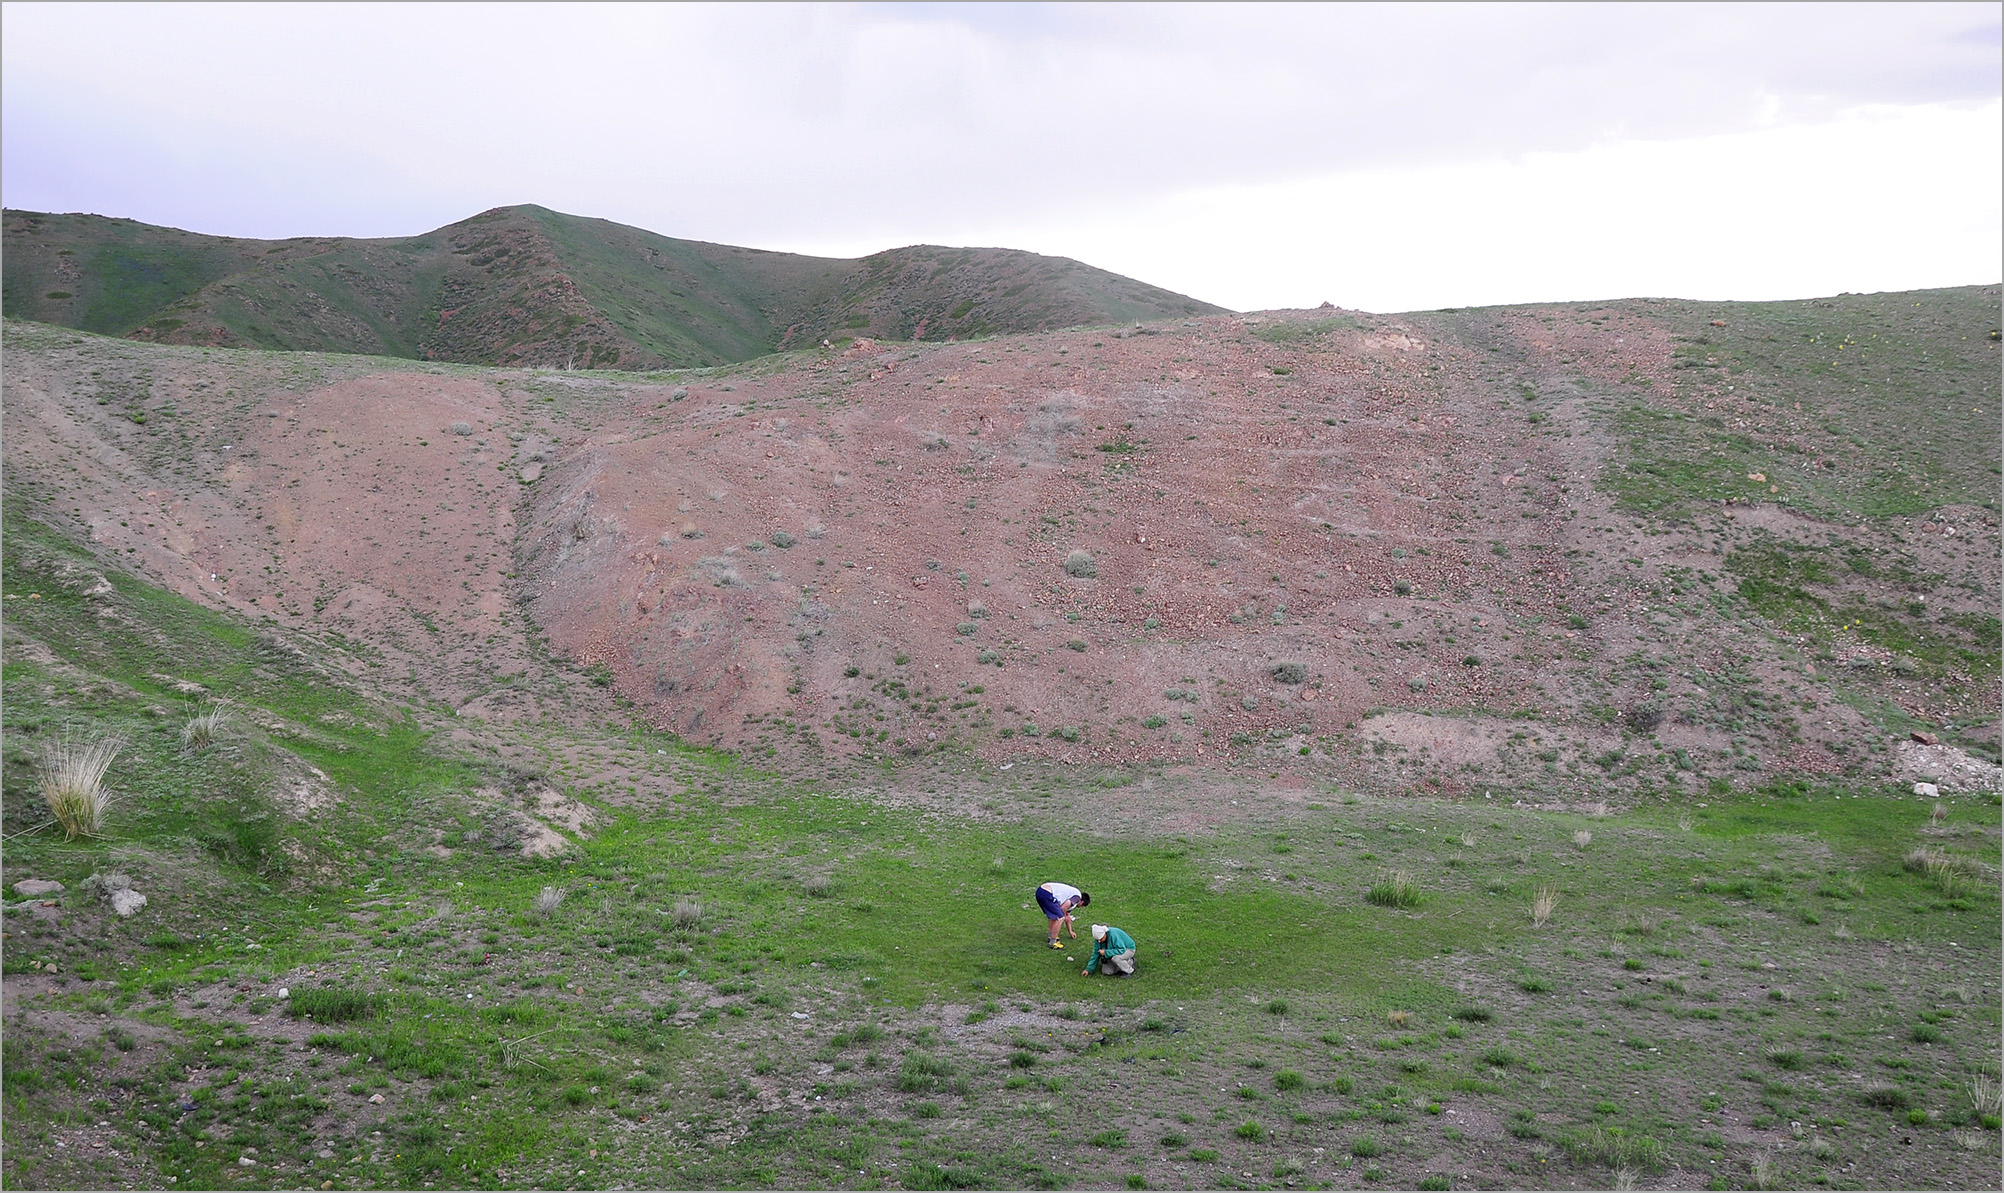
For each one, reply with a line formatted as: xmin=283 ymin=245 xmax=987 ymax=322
xmin=4 ymin=2 xmax=1999 ymax=312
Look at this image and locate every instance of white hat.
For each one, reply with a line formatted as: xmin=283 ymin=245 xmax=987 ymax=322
xmin=1091 ymin=924 xmax=1108 ymax=940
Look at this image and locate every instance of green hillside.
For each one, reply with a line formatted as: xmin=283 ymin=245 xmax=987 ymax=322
xmin=0 ymin=206 xmax=1227 ymax=369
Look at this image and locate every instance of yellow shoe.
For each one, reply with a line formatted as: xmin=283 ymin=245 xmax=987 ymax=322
xmin=1048 ymin=939 xmax=1065 ymax=949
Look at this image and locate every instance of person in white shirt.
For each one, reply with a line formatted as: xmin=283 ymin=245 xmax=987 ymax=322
xmin=1034 ymin=881 xmax=1090 ymax=949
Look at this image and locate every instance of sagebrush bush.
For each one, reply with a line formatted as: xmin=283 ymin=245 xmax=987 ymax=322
xmin=1063 ymin=550 xmax=1096 ymax=578
xmin=38 ymin=735 xmax=122 ymax=839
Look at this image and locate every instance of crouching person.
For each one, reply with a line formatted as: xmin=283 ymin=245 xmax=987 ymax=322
xmin=1083 ymin=924 xmax=1136 ymax=977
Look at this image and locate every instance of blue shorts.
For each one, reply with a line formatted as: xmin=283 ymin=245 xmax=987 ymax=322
xmin=1036 ymin=887 xmax=1065 ymax=920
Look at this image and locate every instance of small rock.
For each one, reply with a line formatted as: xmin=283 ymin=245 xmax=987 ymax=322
xmin=1913 ymin=782 xmax=1940 ymax=798
xmin=1910 ymin=731 xmax=1939 ymax=746
xmin=368 ymin=1093 xmax=384 ymax=1104
xmin=317 ymin=1149 xmax=335 ymax=1160
xmin=109 ymin=889 xmax=148 ymax=917
xmin=237 ymin=1157 xmax=256 ymax=1168
xmin=12 ymin=879 xmax=64 ymax=898
xmin=277 ymin=987 xmax=290 ymax=999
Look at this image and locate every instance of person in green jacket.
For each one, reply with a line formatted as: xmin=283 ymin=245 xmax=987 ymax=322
xmin=1083 ymin=924 xmax=1136 ymax=976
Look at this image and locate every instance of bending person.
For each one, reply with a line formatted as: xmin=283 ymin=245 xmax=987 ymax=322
xmin=1035 ymin=881 xmax=1089 ymax=949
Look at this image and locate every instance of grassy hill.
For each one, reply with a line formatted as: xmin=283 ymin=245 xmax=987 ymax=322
xmin=0 ymin=206 xmax=1226 ymax=369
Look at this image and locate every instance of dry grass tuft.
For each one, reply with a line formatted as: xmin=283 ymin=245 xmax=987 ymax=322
xmin=803 ymin=874 xmax=836 ymax=898
xmin=1612 ymin=1165 xmax=1637 ymax=1191
xmin=37 ymin=735 xmax=122 ymax=839
xmin=1748 ymin=1152 xmax=1775 ymax=1191
xmin=1676 ymin=815 xmax=1694 ymax=833
xmin=1970 ymin=1073 xmax=2001 ymax=1118
xmin=1586 ymin=801 xmax=1611 ymax=818
xmin=179 ymin=700 xmax=234 ymax=749
xmin=1930 ymin=801 xmax=1947 ymax=825
xmin=1905 ymin=845 xmax=1984 ymax=896
xmin=1572 ymin=829 xmax=1593 ymax=849
xmin=672 ymin=898 xmax=704 ymax=928
xmin=1531 ymin=886 xmax=1559 ymax=927
xmin=533 ymin=886 xmax=566 ymax=917
xmin=1386 ymin=1010 xmax=1412 ymax=1028
xmin=1458 ymin=832 xmax=1476 ymax=848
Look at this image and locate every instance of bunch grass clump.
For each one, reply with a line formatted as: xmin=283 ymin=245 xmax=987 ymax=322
xmin=1365 ymin=870 xmax=1423 ymax=909
xmin=38 ymin=734 xmax=122 ymax=839
xmin=179 ymin=700 xmax=235 ymax=749
xmin=286 ymin=987 xmax=383 ymax=1024
xmin=1531 ymin=886 xmax=1559 ymax=927
xmin=1904 ymin=846 xmax=1984 ymax=895
xmin=896 ymin=1051 xmax=957 ymax=1094
xmin=1559 ymin=1124 xmax=1665 ymax=1172
xmin=1969 ymin=1073 xmax=2001 ymax=1118
xmin=533 ymin=886 xmax=566 ymax=917
xmin=1763 ymin=1045 xmax=1805 ymax=1070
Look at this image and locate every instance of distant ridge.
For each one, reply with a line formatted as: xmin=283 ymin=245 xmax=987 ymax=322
xmin=0 ymin=205 xmax=1227 ymax=369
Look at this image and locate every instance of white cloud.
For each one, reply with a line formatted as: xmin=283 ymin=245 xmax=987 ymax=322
xmin=887 ymin=100 xmax=2003 ymax=312
xmin=2 ymin=2 xmax=1998 ymax=307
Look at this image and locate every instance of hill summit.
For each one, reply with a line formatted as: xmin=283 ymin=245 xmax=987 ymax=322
xmin=0 ymin=205 xmax=1225 ymax=369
